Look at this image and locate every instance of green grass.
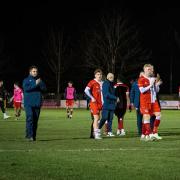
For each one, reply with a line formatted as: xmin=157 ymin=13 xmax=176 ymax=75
xmin=0 ymin=108 xmax=180 ymax=180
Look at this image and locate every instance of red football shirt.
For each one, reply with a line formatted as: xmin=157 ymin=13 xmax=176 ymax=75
xmin=138 ymin=76 xmax=151 ymax=104
xmin=87 ymin=79 xmax=102 ymax=105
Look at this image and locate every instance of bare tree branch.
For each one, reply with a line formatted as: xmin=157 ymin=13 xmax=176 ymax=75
xmin=83 ymin=11 xmax=152 ymax=78
xmin=41 ymin=27 xmax=71 ymax=95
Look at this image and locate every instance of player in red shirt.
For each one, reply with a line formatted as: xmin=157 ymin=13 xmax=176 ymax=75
xmin=84 ymin=69 xmax=103 ymax=139
xmin=138 ymin=64 xmax=162 ymax=141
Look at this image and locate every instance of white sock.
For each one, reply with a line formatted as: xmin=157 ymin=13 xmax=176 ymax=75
xmin=94 ymin=128 xmax=100 ymax=135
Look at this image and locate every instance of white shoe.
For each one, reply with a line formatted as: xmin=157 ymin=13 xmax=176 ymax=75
xmin=140 ymin=134 xmax=146 ymax=141
xmin=152 ymin=133 xmax=162 ymax=140
xmin=4 ymin=114 xmax=10 ymax=119
xmin=145 ymin=135 xmax=154 ymax=142
xmin=116 ymin=129 xmax=120 ymax=135
xmin=149 ymin=134 xmax=156 ymax=141
xmin=119 ymin=131 xmax=126 ymax=136
xmin=94 ymin=134 xmax=102 ymax=139
xmin=145 ymin=135 xmax=151 ymax=141
xmin=107 ymin=132 xmax=115 ymax=137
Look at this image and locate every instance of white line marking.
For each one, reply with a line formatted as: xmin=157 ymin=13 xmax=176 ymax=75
xmin=0 ymin=148 xmax=179 ymax=152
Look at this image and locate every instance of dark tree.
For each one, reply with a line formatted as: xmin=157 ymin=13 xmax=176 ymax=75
xmin=0 ymin=34 xmax=11 ymax=77
xmin=83 ymin=11 xmax=152 ymax=79
xmin=42 ymin=27 xmax=71 ymax=98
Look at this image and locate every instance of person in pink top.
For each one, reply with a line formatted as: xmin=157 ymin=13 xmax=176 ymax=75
xmin=10 ymin=82 xmax=23 ymax=120
xmin=64 ymin=81 xmax=77 ymax=119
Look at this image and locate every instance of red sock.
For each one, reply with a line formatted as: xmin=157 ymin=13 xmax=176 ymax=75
xmin=153 ymin=119 xmax=160 ymax=134
xmin=118 ymin=118 xmax=123 ymax=129
xmin=144 ymin=123 xmax=151 ymax=135
xmin=142 ymin=123 xmax=146 ymax=135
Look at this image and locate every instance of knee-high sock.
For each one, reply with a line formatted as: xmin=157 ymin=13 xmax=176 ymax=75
xmin=118 ymin=118 xmax=123 ymax=130
xmin=144 ymin=120 xmax=151 ymax=135
xmin=66 ymin=108 xmax=70 ymax=114
xmin=153 ymin=116 xmax=161 ymax=134
xmin=70 ymin=109 xmax=73 ymax=115
xmin=142 ymin=123 xmax=146 ymax=135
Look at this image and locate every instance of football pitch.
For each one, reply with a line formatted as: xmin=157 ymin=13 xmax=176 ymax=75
xmin=0 ymin=108 xmax=180 ymax=180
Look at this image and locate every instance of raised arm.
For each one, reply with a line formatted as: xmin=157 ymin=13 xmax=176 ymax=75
xmin=139 ymin=78 xmax=155 ymax=93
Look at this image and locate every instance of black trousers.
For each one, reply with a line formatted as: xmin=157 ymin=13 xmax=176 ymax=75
xmin=0 ymin=100 xmax=5 ymax=113
xmin=25 ymin=105 xmax=41 ymax=140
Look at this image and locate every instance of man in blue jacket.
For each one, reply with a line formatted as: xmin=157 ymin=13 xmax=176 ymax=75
xmin=98 ymin=73 xmax=117 ymax=138
xmin=23 ymin=66 xmax=46 ymax=141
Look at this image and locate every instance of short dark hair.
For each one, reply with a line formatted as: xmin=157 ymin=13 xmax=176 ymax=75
xmin=94 ymin=69 xmax=102 ymax=75
xmin=14 ymin=81 xmax=20 ymax=87
xmin=117 ymin=75 xmax=125 ymax=82
xmin=29 ymin=65 xmax=38 ymax=71
xmin=68 ymin=81 xmax=73 ymax=84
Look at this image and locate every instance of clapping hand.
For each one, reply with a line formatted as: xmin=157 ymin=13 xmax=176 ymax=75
xmin=117 ymin=97 xmax=120 ymax=103
xmin=150 ymin=78 xmax=156 ymax=87
xmin=36 ymin=78 xmax=41 ymax=85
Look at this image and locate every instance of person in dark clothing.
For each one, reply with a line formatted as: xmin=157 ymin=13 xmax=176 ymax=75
xmin=23 ymin=66 xmax=46 ymax=141
xmin=98 ymin=73 xmax=117 ymax=138
xmin=130 ymin=72 xmax=144 ymax=135
xmin=114 ymin=77 xmax=130 ymax=136
xmin=0 ymin=80 xmax=10 ymax=119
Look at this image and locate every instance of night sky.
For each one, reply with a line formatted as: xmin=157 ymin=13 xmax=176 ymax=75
xmin=0 ymin=3 xmax=180 ymax=95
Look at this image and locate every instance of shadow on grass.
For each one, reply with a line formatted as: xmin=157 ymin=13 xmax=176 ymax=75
xmin=0 ymin=130 xmax=179 ymax=142
xmin=38 ymin=137 xmax=91 ymax=141
xmin=159 ymin=131 xmax=180 ymax=136
xmin=159 ymin=127 xmax=180 ymax=136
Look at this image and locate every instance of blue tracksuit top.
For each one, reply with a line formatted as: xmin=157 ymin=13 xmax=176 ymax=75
xmin=130 ymin=80 xmax=140 ymax=109
xmin=102 ymin=80 xmax=117 ymax=110
xmin=23 ymin=75 xmax=46 ymax=107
